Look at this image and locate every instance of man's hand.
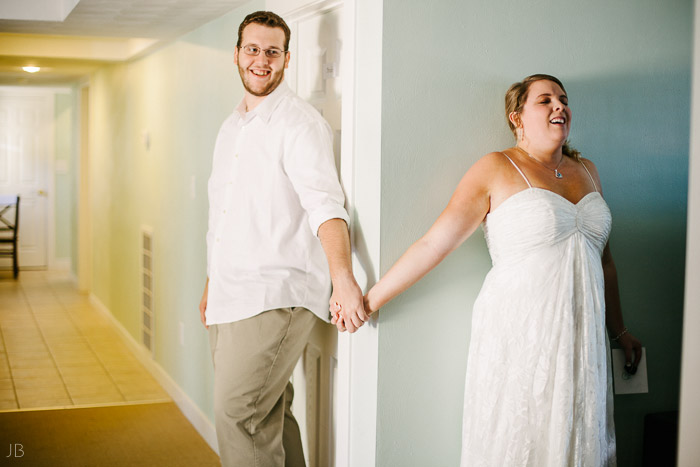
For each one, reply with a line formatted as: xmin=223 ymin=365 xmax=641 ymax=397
xmin=317 ymin=218 xmax=369 ymax=333
xmin=199 ymin=278 xmax=209 ymax=329
xmin=328 ymin=274 xmax=368 ymax=333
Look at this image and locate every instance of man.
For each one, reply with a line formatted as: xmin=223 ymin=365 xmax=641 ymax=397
xmin=199 ymin=11 xmax=368 ymax=467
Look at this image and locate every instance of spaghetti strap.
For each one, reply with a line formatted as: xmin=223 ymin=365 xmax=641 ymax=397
xmin=501 ymin=152 xmax=532 ymax=188
xmin=579 ymin=160 xmax=599 ymax=193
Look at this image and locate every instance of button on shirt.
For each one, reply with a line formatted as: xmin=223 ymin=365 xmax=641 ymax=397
xmin=206 ymin=81 xmax=349 ymax=325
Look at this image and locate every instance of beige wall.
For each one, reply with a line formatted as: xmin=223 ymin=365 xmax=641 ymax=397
xmin=86 ymin=1 xmax=261 ymax=424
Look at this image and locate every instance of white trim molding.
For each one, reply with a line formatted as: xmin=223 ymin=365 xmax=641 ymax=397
xmin=335 ymin=0 xmax=383 ymax=466
xmin=51 ymin=257 xmax=71 ymax=271
xmin=89 ymin=293 xmax=219 ymax=454
xmin=267 ymin=0 xmax=342 ymax=19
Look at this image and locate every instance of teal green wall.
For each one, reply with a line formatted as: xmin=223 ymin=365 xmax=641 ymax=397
xmin=54 ymin=91 xmax=76 ymax=264
xmin=377 ymin=0 xmax=691 ymax=466
xmin=88 ymin=0 xmax=261 ymax=421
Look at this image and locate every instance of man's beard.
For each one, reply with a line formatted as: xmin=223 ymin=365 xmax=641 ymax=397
xmin=238 ymin=64 xmax=285 ymax=97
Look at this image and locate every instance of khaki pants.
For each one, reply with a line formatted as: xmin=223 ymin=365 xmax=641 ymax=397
xmin=209 ymin=307 xmax=317 ymax=467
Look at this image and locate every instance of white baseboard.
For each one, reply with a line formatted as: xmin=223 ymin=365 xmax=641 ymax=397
xmin=88 ymin=294 xmax=219 ymax=455
xmin=50 ymin=258 xmax=71 ymax=271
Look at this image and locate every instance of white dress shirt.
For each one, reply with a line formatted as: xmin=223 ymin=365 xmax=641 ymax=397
xmin=205 ymin=81 xmax=349 ymax=325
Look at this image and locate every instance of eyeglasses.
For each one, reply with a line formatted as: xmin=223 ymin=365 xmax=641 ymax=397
xmin=239 ymin=44 xmax=287 ymax=59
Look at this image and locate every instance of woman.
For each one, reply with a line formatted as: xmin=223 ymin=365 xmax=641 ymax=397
xmin=333 ymin=74 xmax=641 ymax=466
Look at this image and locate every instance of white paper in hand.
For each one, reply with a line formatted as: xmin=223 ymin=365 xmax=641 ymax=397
xmin=611 ymin=347 xmax=648 ymax=395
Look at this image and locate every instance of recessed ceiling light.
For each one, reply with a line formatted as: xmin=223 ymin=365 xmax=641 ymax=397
xmin=22 ymin=66 xmax=41 ymax=73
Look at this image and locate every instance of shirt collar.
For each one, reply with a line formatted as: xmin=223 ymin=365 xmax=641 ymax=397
xmin=234 ymin=80 xmax=291 ymax=124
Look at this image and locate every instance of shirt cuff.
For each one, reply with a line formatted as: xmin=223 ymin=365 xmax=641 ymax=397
xmin=309 ymin=204 xmax=350 ymax=237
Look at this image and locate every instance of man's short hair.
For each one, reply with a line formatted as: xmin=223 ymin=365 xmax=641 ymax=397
xmin=237 ymin=11 xmax=291 ymax=51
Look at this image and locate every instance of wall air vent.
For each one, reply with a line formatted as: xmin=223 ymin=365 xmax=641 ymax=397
xmin=141 ymin=227 xmax=154 ymax=356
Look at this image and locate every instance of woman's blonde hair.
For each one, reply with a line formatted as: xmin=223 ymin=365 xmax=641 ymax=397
xmin=505 ymin=74 xmax=581 ymax=160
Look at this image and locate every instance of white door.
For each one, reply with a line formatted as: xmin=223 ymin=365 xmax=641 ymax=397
xmin=286 ymin=5 xmax=344 ymax=467
xmin=0 ymin=90 xmax=51 ymax=269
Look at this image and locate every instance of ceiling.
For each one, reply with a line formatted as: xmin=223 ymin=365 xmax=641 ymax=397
xmin=0 ymin=0 xmax=249 ymax=85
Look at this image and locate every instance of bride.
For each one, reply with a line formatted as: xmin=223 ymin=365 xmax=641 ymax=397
xmin=334 ymin=74 xmax=641 ymax=466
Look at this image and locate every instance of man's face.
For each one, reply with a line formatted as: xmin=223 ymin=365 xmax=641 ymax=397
xmin=234 ymin=23 xmax=290 ymax=98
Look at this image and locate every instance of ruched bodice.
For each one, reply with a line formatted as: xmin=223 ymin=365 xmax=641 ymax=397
xmin=484 ymin=188 xmax=611 ymax=266
xmin=460 ymin=186 xmax=616 ymax=467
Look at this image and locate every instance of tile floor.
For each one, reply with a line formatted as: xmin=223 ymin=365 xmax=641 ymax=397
xmin=0 ymin=270 xmax=170 ymax=411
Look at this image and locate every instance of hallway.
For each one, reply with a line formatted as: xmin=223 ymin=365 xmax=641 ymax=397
xmin=0 ymin=270 xmax=221 ymax=465
xmin=0 ymin=270 xmax=169 ymax=410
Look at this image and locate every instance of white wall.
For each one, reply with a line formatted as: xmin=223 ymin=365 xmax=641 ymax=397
xmin=336 ymin=0 xmax=383 ymax=465
xmin=677 ymin=1 xmax=700 ymax=464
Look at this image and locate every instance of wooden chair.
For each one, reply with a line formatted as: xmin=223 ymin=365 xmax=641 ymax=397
xmin=0 ymin=195 xmax=20 ymax=278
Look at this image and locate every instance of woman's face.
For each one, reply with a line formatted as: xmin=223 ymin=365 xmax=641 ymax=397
xmin=517 ymin=79 xmax=572 ymax=147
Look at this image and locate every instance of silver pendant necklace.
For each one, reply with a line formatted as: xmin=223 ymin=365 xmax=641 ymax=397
xmin=517 ymin=146 xmax=564 ymax=179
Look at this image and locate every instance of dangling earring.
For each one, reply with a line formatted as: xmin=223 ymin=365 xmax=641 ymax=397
xmin=516 ymin=126 xmax=524 ymax=143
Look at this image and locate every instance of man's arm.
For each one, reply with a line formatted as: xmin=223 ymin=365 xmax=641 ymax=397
xmin=317 ymin=218 xmax=368 ymax=333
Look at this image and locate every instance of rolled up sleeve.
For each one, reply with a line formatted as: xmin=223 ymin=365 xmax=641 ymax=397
xmin=283 ymin=121 xmax=349 ymax=236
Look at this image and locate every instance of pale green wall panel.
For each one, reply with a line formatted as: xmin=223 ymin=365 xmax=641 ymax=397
xmin=377 ymin=0 xmax=691 ymax=466
xmin=54 ymin=91 xmax=76 ymax=261
xmin=87 ymin=0 xmax=262 ymax=422
xmin=68 ymin=87 xmax=79 ymax=277
xmin=90 ymin=63 xmax=127 ymax=322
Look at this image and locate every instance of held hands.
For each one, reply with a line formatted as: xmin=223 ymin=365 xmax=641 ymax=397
xmin=328 ymin=276 xmax=370 ymax=333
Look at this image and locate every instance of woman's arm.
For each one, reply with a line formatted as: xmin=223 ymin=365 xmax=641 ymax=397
xmin=602 ymin=244 xmax=642 ymax=370
xmin=585 ymin=158 xmax=642 ymax=370
xmin=362 ymin=154 xmax=496 ymax=315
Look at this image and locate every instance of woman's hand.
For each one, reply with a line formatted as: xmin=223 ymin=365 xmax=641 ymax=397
xmin=617 ymin=331 xmax=642 ymax=374
xmin=363 ymin=294 xmax=376 ymax=316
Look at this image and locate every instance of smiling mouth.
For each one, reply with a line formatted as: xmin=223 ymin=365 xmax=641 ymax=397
xmin=251 ymin=69 xmax=271 ymax=77
xmin=550 ymin=117 xmax=566 ymax=124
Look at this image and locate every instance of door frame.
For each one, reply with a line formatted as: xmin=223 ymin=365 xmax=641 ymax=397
xmin=77 ymin=81 xmax=92 ymax=292
xmin=334 ymin=1 xmax=383 ymax=466
xmin=679 ymin=1 xmax=700 ymax=461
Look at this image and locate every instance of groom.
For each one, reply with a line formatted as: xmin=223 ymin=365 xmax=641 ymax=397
xmin=199 ymin=10 xmax=368 ymax=467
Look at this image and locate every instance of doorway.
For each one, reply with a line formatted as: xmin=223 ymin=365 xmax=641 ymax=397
xmin=0 ymin=87 xmax=54 ymax=271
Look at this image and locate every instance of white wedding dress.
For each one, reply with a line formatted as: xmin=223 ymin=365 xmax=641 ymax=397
xmin=460 ymin=155 xmax=616 ymax=467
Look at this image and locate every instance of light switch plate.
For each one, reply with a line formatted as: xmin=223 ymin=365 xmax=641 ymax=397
xmin=142 ymin=130 xmax=151 ymax=150
xmin=612 ymin=347 xmax=648 ymax=395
